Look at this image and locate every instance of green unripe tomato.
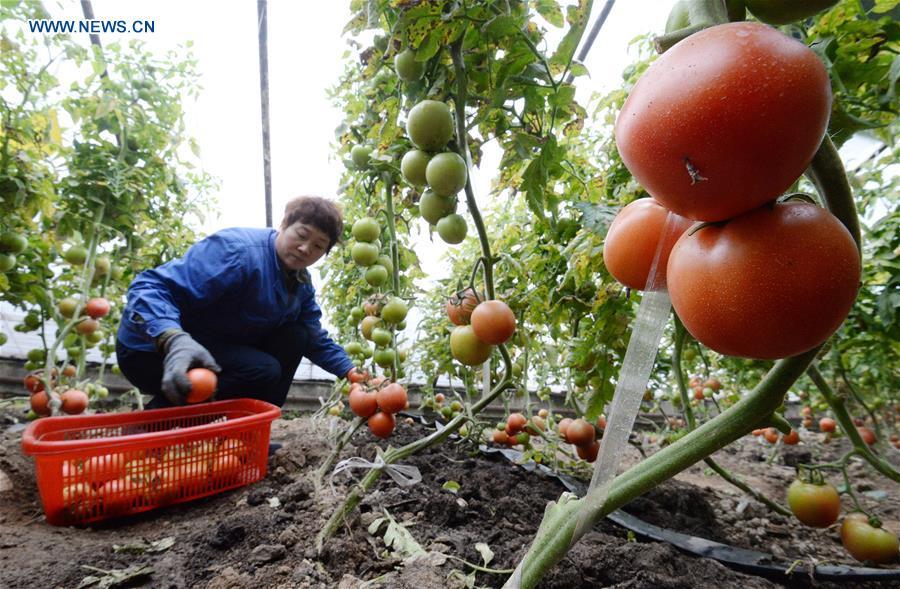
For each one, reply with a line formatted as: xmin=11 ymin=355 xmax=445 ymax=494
xmin=365 ymin=264 xmax=389 ymax=287
xmin=350 ymin=306 xmax=366 ymax=322
xmin=352 ymin=217 xmax=381 ymax=242
xmin=64 ymin=245 xmax=88 ymax=265
xmin=351 ymin=242 xmax=380 ymax=266
xmin=436 ymin=214 xmax=468 ymax=244
xmin=372 ymin=327 xmax=392 ymax=347
xmin=406 ymin=100 xmax=453 ymax=151
xmin=26 ymin=348 xmax=45 ymax=362
xmin=0 ymin=332 xmax=7 ymax=346
xmin=94 ymin=255 xmax=111 ymax=276
xmin=401 ymin=149 xmax=431 ymax=186
xmin=450 ymin=325 xmax=492 ymax=366
xmin=441 ymin=406 xmax=454 ymax=419
xmin=380 ymin=298 xmax=409 ymax=324
xmin=419 ymin=190 xmax=457 ymax=225
xmin=351 ymin=145 xmax=373 ymax=169
xmin=426 ymin=152 xmax=467 ymax=197
xmin=394 ymin=48 xmax=425 ymax=82
xmin=23 ymin=312 xmax=41 ymax=330
xmin=0 ymin=253 xmax=16 ymax=272
xmin=0 ymin=232 xmax=27 ymax=254
xmin=345 ymin=341 xmax=363 ymax=355
xmin=373 ymin=347 xmax=395 ymax=368
xmin=665 ymin=0 xmax=690 ymax=33
xmin=744 ymin=0 xmax=839 ymax=25
xmin=376 ymin=255 xmax=393 ymax=275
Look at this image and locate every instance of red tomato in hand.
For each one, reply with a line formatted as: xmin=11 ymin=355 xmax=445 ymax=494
xmin=787 ymin=480 xmax=841 ymax=528
xmin=603 ymin=199 xmax=693 ymax=290
xmin=186 ymin=368 xmax=217 ymax=403
xmin=667 ymin=202 xmax=860 ymax=359
xmin=615 ymin=22 xmax=831 ymax=222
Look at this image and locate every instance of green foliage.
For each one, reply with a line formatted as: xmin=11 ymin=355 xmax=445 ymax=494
xmin=1 ymin=1 xmax=215 ymax=393
xmin=324 ymin=0 xmax=896 ymax=424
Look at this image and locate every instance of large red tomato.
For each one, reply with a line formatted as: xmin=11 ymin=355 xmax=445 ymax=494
xmin=667 ymin=201 xmax=860 ymax=359
xmin=603 ymin=199 xmax=693 ymax=290
xmin=615 ymin=22 xmax=831 ymax=222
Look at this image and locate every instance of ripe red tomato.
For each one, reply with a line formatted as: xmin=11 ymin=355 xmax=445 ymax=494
xmin=23 ymin=373 xmax=45 ymax=393
xmin=764 ymin=428 xmax=779 ymax=444
xmin=557 ymin=417 xmax=573 ymax=442
xmin=841 ymin=512 xmax=899 ymax=564
xmin=85 ymin=297 xmax=110 ymax=319
xmin=857 ymin=426 xmax=877 ymax=446
xmin=616 ymin=22 xmax=831 ymax=222
xmin=60 ymin=389 xmax=88 ymax=415
xmin=376 ymin=383 xmax=408 ymax=414
xmin=99 ymin=477 xmax=142 ymax=512
xmin=349 ymin=388 xmax=378 ymax=418
xmin=566 ymin=419 xmax=596 ymax=447
xmin=186 ymin=368 xmax=217 ymax=403
xmin=819 ymin=417 xmax=837 ymax=433
xmin=668 ymin=202 xmax=860 ymax=359
xmin=505 ymin=413 xmax=527 ymax=436
xmin=446 ymin=287 xmax=481 ymax=326
xmin=603 ymin=199 xmax=693 ymax=290
xmin=470 ymin=300 xmax=516 ymax=344
xmin=787 ymin=480 xmax=841 ymax=528
xmin=367 ymin=411 xmax=396 ymax=439
xmin=210 ymin=453 xmax=243 ymax=481
xmin=576 ymin=440 xmax=600 ymax=462
xmin=30 ymin=390 xmax=51 ymax=416
xmin=782 ymin=430 xmax=800 ymax=445
xmin=492 ymin=430 xmax=510 ymax=445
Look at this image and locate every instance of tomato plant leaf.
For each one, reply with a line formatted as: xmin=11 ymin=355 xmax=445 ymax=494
xmin=534 ymin=0 xmax=565 ymax=27
xmin=474 ymin=542 xmax=494 ymax=566
xmin=441 ymin=480 xmax=460 ymax=494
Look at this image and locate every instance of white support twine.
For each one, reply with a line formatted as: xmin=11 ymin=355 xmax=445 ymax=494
xmin=503 ymin=212 xmax=681 ymax=589
xmin=329 ymin=451 xmax=422 ymax=494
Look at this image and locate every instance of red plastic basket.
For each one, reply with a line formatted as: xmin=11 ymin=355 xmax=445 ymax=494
xmin=21 ymin=399 xmax=280 ymax=526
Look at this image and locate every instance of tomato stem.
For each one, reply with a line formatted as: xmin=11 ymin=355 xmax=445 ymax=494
xmin=808 ymin=364 xmax=899 ymax=483
xmin=674 ymin=318 xmax=791 ymax=516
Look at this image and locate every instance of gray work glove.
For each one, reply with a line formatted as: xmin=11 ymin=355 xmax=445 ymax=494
xmin=159 ymin=330 xmax=221 ymax=406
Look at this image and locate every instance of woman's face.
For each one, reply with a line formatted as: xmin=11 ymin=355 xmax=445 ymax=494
xmin=275 ymin=221 xmax=330 ymax=271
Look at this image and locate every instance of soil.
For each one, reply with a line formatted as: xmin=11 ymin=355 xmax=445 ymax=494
xmin=0 ymin=407 xmax=897 ymax=589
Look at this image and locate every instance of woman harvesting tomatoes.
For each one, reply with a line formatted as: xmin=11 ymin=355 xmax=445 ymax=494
xmin=116 ymin=196 xmax=364 ymax=408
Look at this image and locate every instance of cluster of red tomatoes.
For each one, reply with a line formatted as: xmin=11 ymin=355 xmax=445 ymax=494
xmin=557 ymin=415 xmax=606 ymax=463
xmin=608 ymin=22 xmax=860 ymax=360
xmin=491 ymin=411 xmax=547 ymax=448
xmin=446 ymin=287 xmax=516 ymax=366
xmin=348 ymin=373 xmax=409 ymax=439
xmin=57 ymin=435 xmax=255 ymax=520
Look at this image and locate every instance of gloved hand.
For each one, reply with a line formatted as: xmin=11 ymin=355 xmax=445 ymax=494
xmin=159 ymin=331 xmax=221 ymax=405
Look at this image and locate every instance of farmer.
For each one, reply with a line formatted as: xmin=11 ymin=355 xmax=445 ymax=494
xmin=116 ymin=195 xmax=363 ymax=409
